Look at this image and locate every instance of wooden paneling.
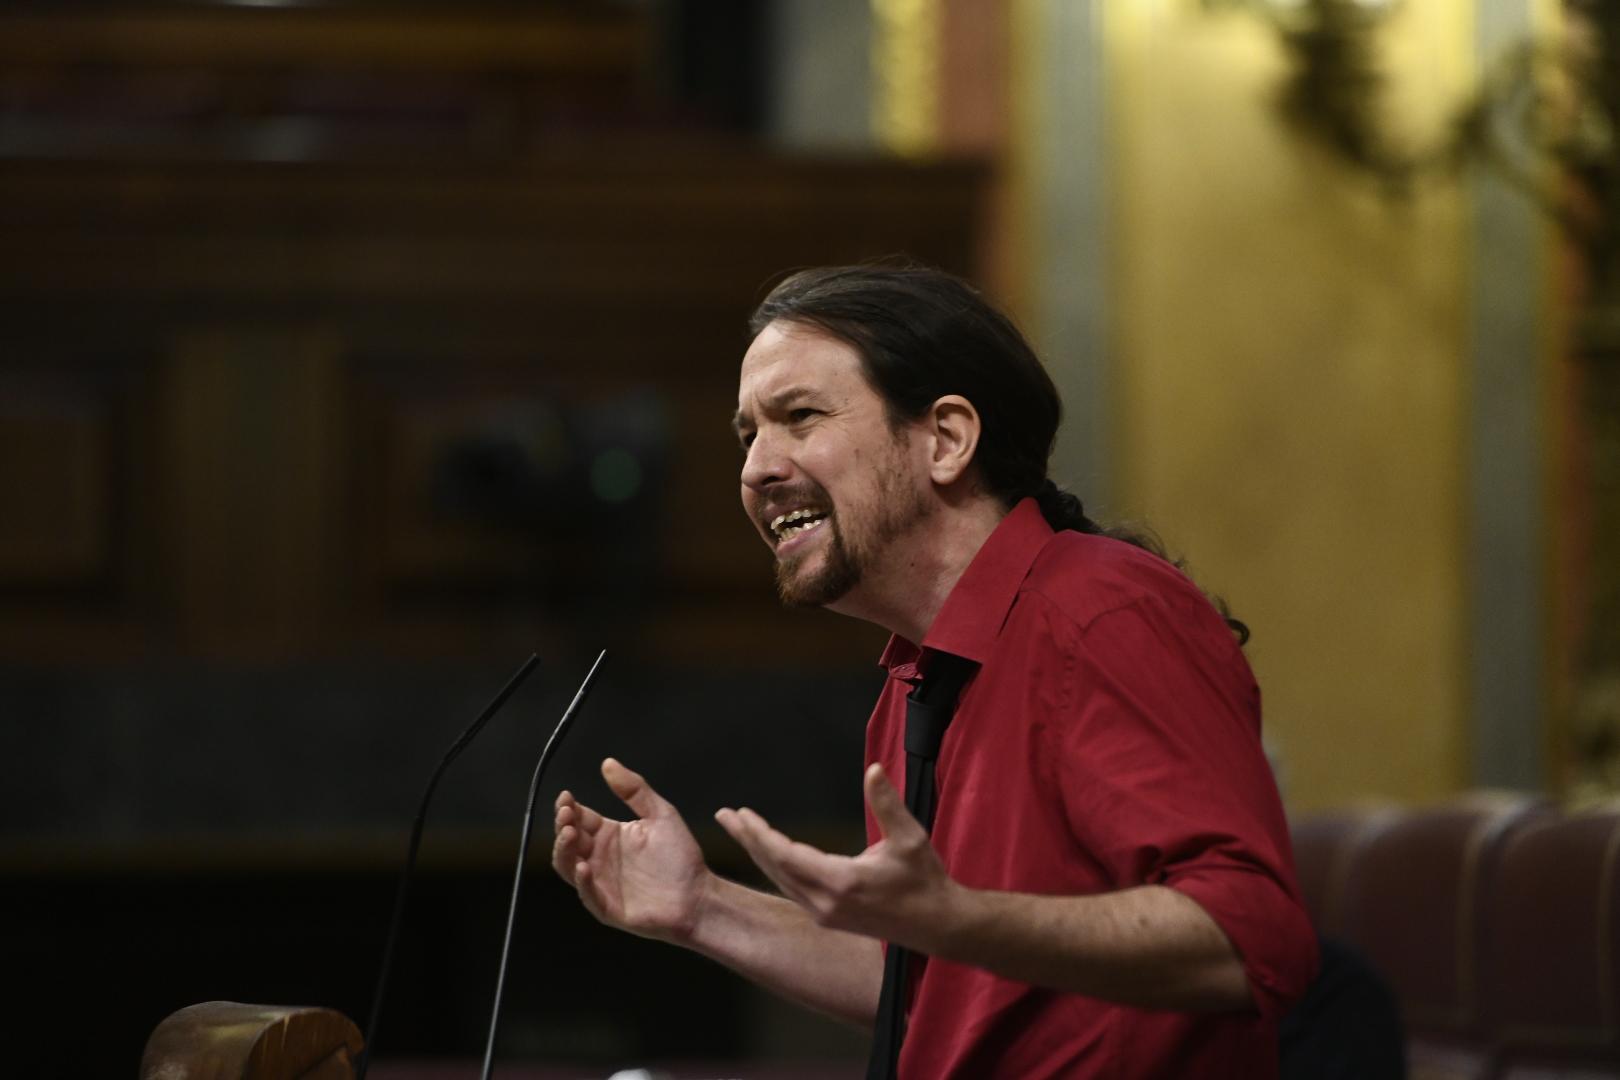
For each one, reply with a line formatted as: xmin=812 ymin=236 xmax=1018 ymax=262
xmin=0 ymin=359 xmax=155 ymax=597
xmin=0 ymin=8 xmax=647 ymax=72
xmin=0 ymin=4 xmax=653 ymax=162
xmin=0 ymin=376 xmax=113 ymax=584
xmin=0 ymin=157 xmax=985 ymax=309
xmin=166 ymin=331 xmax=345 ymax=660
xmin=0 ymin=153 xmax=986 ymax=665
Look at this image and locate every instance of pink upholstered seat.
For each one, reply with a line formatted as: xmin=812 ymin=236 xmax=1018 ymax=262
xmin=1336 ymin=794 xmax=1552 ymax=1080
xmin=1291 ymin=805 xmax=1402 ymax=936
xmin=1483 ymin=806 xmax=1620 ymax=1079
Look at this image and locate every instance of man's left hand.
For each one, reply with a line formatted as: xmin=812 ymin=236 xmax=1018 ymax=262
xmin=715 ymin=762 xmax=961 ymax=950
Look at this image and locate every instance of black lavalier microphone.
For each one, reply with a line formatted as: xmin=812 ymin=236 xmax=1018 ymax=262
xmin=480 ymin=649 xmax=608 ymax=1080
xmin=357 ymin=653 xmax=541 ymax=1080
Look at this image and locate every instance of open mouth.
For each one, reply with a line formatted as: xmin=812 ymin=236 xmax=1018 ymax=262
xmin=769 ymin=507 xmax=830 ymax=544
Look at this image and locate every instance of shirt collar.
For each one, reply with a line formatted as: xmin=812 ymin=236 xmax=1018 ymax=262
xmin=878 ymin=497 xmax=1055 ymax=676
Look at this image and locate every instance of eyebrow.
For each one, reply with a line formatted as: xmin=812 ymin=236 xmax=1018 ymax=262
xmin=731 ymin=386 xmax=820 ymax=437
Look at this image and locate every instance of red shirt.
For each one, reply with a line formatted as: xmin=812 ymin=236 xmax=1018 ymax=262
xmin=865 ymin=499 xmax=1318 ymax=1079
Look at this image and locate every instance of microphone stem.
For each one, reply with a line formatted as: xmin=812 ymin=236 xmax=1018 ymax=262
xmin=481 ymin=649 xmax=606 ymax=1080
xmin=358 ymin=653 xmax=540 ymax=1080
xmin=480 ymin=779 xmax=541 ymax=1080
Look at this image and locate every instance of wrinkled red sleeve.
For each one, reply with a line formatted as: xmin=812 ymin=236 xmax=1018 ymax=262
xmin=1042 ymin=594 xmax=1319 ymax=1020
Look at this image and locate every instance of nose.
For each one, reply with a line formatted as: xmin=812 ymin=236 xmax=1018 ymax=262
xmin=740 ymin=427 xmax=790 ymax=494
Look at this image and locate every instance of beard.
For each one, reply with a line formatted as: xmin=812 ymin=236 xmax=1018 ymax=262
xmin=773 ymin=461 xmax=931 ymax=609
xmin=774 ymin=516 xmax=863 ymax=608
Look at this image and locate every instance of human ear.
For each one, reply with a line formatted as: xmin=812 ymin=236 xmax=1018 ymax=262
xmin=925 ymin=395 xmax=981 ymax=486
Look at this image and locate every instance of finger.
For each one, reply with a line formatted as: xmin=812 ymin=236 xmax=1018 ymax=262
xmin=714 ymin=807 xmax=761 ymax=857
xmin=568 ymin=799 xmax=606 ymax=836
xmin=556 ymin=817 xmax=594 ymax=859
xmin=555 ymin=801 xmax=604 ymax=846
xmin=864 ymin=763 xmax=926 ymax=843
xmin=731 ymin=807 xmax=800 ymax=860
xmin=722 ymin=807 xmax=850 ymax=911
xmin=552 ymin=825 xmax=580 ymax=883
xmin=716 ymin=808 xmax=812 ymax=905
xmin=573 ymin=861 xmax=611 ymax=923
xmin=601 ymin=758 xmax=669 ymax=820
xmin=734 ymin=807 xmax=850 ymax=889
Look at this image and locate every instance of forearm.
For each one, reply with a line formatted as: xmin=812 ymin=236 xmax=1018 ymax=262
xmin=684 ymin=874 xmax=884 ymax=1028
xmin=926 ymin=883 xmax=1254 ymax=1012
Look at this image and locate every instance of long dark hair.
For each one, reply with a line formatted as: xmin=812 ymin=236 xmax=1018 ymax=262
xmin=748 ymin=262 xmax=1250 ymax=644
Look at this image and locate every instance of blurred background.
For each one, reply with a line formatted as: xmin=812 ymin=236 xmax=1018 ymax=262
xmin=0 ymin=0 xmax=1613 ymax=1076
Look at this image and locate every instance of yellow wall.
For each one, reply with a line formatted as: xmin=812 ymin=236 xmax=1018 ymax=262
xmin=1102 ymin=3 xmax=1474 ymax=811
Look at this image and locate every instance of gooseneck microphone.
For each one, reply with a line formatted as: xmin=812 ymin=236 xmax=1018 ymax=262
xmin=357 ymin=653 xmax=541 ymax=1080
xmin=480 ymin=649 xmax=608 ymax=1080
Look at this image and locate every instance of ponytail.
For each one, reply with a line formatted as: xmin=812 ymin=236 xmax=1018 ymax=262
xmin=1034 ymin=478 xmax=1099 ymax=534
xmin=1034 ymin=479 xmax=1251 ymax=646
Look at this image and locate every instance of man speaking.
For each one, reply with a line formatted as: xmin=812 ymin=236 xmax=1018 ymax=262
xmin=552 ymin=265 xmax=1318 ymax=1077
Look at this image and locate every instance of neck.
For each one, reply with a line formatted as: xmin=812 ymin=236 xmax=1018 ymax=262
xmin=826 ymin=494 xmax=1008 ymax=643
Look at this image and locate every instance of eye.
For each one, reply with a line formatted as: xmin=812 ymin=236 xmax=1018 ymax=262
xmin=738 ymin=430 xmax=755 ymax=451
xmin=788 ymin=407 xmax=818 ymax=423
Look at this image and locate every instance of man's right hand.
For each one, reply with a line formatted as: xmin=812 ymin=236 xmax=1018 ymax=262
xmin=552 ymin=757 xmax=713 ymax=945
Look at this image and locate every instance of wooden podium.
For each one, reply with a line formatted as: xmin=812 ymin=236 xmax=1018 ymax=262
xmin=141 ymin=1002 xmax=362 ymax=1080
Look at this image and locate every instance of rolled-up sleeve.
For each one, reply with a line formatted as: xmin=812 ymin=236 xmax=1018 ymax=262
xmin=1042 ymin=594 xmax=1320 ymax=1019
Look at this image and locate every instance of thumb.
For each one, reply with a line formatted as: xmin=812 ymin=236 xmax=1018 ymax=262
xmin=602 ymin=758 xmax=669 ymax=820
xmin=864 ymin=763 xmax=925 ymax=841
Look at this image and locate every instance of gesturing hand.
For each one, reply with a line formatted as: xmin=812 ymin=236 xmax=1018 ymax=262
xmin=552 ymin=758 xmax=712 ymax=945
xmin=715 ymin=763 xmax=962 ymax=951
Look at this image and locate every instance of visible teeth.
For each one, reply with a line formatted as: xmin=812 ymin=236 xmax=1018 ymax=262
xmin=780 ymin=519 xmax=825 ymax=540
xmin=770 ymin=509 xmax=815 ymax=529
xmin=769 ymin=508 xmax=827 ymax=540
